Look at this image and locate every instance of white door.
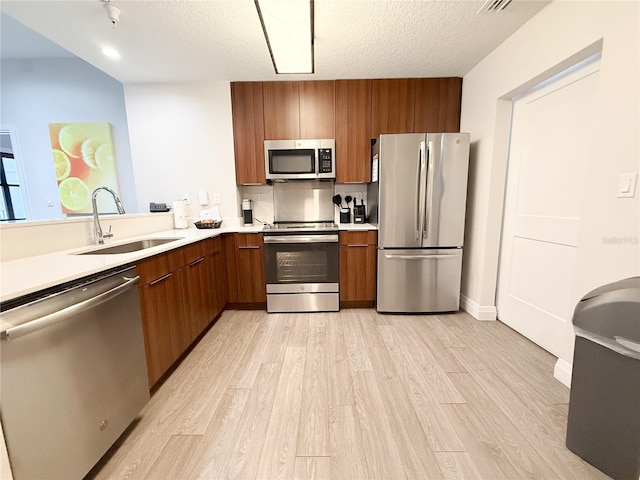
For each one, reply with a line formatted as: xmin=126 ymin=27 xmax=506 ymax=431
xmin=496 ymin=57 xmax=600 ymax=357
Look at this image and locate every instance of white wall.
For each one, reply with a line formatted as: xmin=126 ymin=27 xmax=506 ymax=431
xmin=460 ymin=1 xmax=639 ymax=382
xmin=0 ymin=57 xmax=136 ymax=219
xmin=123 ymin=82 xmax=240 ymax=223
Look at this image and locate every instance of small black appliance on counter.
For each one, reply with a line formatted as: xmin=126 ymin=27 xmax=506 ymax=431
xmin=242 ymin=198 xmax=253 ymax=226
xmin=353 ymin=201 xmax=366 ymax=223
xmin=339 ymin=208 xmax=350 ymax=224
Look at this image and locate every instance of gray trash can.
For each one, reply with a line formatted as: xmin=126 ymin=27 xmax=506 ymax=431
xmin=566 ymin=277 xmax=640 ymax=480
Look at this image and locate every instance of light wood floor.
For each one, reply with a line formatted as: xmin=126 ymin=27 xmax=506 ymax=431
xmin=89 ymin=309 xmax=608 ymax=480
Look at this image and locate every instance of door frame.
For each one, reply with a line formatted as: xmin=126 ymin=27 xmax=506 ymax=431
xmin=495 ymin=54 xmax=601 ymax=356
xmin=459 ymin=42 xmax=604 ymax=386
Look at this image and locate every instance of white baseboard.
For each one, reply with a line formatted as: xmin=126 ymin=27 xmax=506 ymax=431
xmin=553 ymin=358 xmax=573 ymax=388
xmin=460 ymin=295 xmax=497 ymax=321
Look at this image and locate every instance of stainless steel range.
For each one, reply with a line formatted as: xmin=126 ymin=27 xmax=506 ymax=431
xmin=263 ymin=182 xmax=339 ymax=313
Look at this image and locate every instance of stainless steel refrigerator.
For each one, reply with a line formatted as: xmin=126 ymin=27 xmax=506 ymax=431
xmin=367 ymin=133 xmax=470 ymax=313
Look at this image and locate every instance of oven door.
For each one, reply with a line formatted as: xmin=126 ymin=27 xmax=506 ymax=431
xmin=263 ymin=234 xmax=339 ymax=287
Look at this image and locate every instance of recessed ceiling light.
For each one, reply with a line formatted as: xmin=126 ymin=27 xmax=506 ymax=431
xmin=101 ymin=46 xmax=120 ymax=60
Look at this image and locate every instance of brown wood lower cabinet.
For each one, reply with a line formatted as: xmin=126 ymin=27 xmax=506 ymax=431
xmin=339 ymin=230 xmax=378 ymax=308
xmin=225 ymin=233 xmax=266 ymax=307
xmin=209 ymin=236 xmax=228 ymax=316
xmin=138 ymin=269 xmax=184 ymax=387
xmin=137 ymin=237 xmax=228 ymax=388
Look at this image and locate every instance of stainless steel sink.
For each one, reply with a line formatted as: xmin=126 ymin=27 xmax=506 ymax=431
xmin=77 ymin=238 xmax=183 ymax=255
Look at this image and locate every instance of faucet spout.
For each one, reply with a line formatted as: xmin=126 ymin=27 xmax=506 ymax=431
xmin=92 ymin=187 xmax=126 ymax=244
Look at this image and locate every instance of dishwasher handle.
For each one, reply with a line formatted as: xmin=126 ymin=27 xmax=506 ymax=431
xmin=1 ymin=275 xmax=140 ymax=342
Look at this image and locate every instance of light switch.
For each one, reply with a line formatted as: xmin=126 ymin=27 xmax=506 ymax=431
xmin=617 ymin=173 xmax=638 ymax=198
xmin=198 ymin=190 xmax=209 ymax=206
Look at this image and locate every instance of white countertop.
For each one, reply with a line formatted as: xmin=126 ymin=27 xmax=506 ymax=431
xmin=1 ymin=225 xmax=252 ymax=303
xmin=338 ymin=223 xmax=377 ymax=231
xmin=0 ymin=223 xmax=375 ymax=303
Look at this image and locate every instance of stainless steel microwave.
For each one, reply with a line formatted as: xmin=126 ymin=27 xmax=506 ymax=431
xmin=264 ymin=139 xmax=335 ymax=181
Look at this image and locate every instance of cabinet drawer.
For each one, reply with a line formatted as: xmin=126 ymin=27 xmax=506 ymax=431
xmin=236 ymin=233 xmax=264 ymax=248
xmin=208 ymin=236 xmax=223 ymax=255
xmin=137 ymin=248 xmax=186 ymax=285
xmin=339 ymin=230 xmax=377 ymax=246
xmin=182 ymin=240 xmax=205 ymax=265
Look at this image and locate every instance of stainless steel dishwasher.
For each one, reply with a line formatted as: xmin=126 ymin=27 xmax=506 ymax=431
xmin=0 ymin=265 xmax=150 ymax=479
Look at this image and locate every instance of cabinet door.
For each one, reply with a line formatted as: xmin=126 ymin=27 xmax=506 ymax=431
xmin=235 ymin=233 xmax=266 ymax=303
xmin=231 ymin=82 xmax=266 ymax=185
xmin=224 ymin=234 xmax=239 ymax=303
xmin=210 ymin=236 xmax=227 ymax=317
xmin=139 ymin=271 xmax=184 ymax=387
xmin=339 ymin=231 xmax=377 ymax=303
xmin=413 ymin=78 xmax=462 ymax=133
xmin=371 ymin=79 xmax=415 ymax=138
xmin=335 ymin=79 xmax=372 ymax=183
xmin=299 ymin=80 xmax=335 ymax=139
xmin=181 ymin=255 xmax=213 ymax=346
xmin=263 ymin=81 xmax=300 ymax=140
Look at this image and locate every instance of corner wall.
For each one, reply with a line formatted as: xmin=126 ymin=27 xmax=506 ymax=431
xmin=460 ymin=1 xmax=639 ymax=383
xmin=123 ymin=82 xmax=240 ymax=222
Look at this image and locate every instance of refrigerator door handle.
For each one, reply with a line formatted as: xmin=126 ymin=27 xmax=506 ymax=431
xmin=417 ymin=141 xmax=427 ymax=242
xmin=384 ymin=253 xmax=460 ymax=260
xmin=424 ymin=140 xmax=434 ymax=240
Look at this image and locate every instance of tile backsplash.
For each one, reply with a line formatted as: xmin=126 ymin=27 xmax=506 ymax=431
xmin=240 ymin=183 xmax=369 ymax=225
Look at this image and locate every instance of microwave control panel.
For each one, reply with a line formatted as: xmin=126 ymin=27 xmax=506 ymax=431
xmin=319 ymin=149 xmax=333 ymax=173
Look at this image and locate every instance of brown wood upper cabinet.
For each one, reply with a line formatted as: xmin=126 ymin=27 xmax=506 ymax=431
xmin=263 ymin=81 xmax=300 ymax=140
xmin=335 ymin=79 xmax=371 ymax=183
xmin=371 ymin=77 xmax=462 ymax=137
xmin=263 ymin=80 xmax=336 ymax=140
xmin=231 ymin=82 xmax=266 ymax=185
xmin=371 ymin=79 xmax=416 ymax=138
xmin=413 ymin=78 xmax=462 ymax=133
xmin=299 ymin=80 xmax=335 ymax=139
xmin=231 ymin=77 xmax=461 ymax=185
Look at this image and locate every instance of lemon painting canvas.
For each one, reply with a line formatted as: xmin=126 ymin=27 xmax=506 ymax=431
xmin=48 ymin=122 xmax=120 ymax=214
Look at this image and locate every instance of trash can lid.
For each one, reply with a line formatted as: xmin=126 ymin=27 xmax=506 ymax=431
xmin=580 ymin=276 xmax=640 ymax=301
xmin=573 ymin=277 xmax=640 ymax=359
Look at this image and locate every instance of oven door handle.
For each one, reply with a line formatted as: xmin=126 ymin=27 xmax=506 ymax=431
xmin=263 ymin=234 xmax=339 ymax=244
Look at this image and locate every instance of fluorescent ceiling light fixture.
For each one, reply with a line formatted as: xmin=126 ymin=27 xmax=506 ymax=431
xmin=101 ymin=46 xmax=120 ymax=60
xmin=255 ymin=0 xmax=314 ymax=74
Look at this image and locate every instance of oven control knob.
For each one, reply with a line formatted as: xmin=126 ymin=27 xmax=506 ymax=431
xmin=300 ymin=285 xmax=306 ymax=291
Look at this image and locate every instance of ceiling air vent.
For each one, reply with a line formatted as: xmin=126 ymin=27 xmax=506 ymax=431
xmin=477 ymin=0 xmax=513 ymax=13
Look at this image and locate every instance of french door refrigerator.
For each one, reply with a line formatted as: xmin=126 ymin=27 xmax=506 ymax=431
xmin=368 ymin=133 xmax=470 ymax=313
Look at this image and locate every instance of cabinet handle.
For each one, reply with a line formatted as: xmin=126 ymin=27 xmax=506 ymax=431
xmin=346 ymin=244 xmax=369 ymax=247
xmin=149 ymin=272 xmax=172 ymax=286
xmin=238 ymin=246 xmax=260 ymax=249
xmin=189 ymin=257 xmax=205 ymax=267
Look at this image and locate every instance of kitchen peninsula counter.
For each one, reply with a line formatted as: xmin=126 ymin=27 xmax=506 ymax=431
xmin=0 ymin=225 xmax=263 ymax=304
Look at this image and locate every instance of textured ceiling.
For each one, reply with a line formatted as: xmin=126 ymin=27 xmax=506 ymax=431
xmin=1 ymin=0 xmax=549 ymax=84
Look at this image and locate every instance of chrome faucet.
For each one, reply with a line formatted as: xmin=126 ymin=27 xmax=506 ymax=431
xmin=91 ymin=187 xmax=125 ymax=244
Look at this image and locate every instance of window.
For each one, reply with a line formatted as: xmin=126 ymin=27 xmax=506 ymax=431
xmin=0 ymin=132 xmax=26 ymax=221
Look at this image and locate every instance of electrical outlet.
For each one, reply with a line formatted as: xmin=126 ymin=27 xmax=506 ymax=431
xmin=46 ymin=196 xmax=53 ymax=207
xmin=213 ymin=193 xmax=221 ymax=205
xmin=257 ymin=193 xmax=264 ymax=202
